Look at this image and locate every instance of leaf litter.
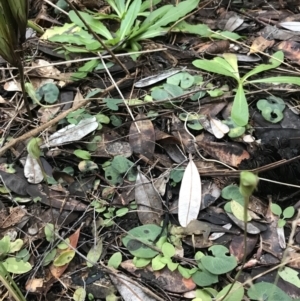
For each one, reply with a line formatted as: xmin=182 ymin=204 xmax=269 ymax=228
xmin=1 ymin=0 xmax=300 ymax=300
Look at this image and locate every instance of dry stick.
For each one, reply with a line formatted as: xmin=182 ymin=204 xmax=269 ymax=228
xmin=64 ymin=0 xmax=130 ymax=76
xmin=0 ymin=76 xmax=131 ymax=157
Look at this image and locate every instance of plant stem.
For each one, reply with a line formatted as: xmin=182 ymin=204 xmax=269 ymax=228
xmin=0 ymin=262 xmax=27 ymax=301
xmin=18 ymin=62 xmax=32 ymax=120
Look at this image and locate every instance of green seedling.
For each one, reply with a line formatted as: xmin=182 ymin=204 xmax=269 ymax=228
xmin=271 ymin=203 xmax=295 ymax=227
xmin=193 ymin=51 xmax=300 ymax=126
xmin=256 ymin=95 xmax=285 ymax=123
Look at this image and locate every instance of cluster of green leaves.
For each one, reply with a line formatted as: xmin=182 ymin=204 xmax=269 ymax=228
xmin=256 ymin=95 xmax=285 ymax=123
xmin=90 ymin=198 xmax=136 ymax=227
xmin=121 ymin=224 xmax=243 ymax=301
xmin=43 ymin=223 xmax=76 ymax=267
xmin=271 ymin=203 xmax=295 ymax=228
xmin=193 ymin=51 xmax=300 ymax=126
xmin=102 ymin=155 xmax=137 ymax=185
xmin=0 ymin=236 xmax=31 ymax=274
xmin=44 ymin=0 xmax=242 ymax=79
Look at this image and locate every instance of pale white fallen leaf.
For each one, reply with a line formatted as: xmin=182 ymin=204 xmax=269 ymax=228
xmin=24 ymin=154 xmax=43 ymax=184
xmin=41 ymin=117 xmax=98 ymax=148
xmin=178 ymin=156 xmax=201 ymax=227
xmin=277 ymin=226 xmax=286 ymax=249
xmin=210 ymin=117 xmax=229 ymax=139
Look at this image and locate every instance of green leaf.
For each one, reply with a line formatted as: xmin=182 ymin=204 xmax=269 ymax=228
xmin=178 ymin=265 xmax=191 ymax=279
xmin=36 ymin=83 xmax=59 ymax=104
xmin=163 ymin=83 xmax=184 ymax=97
xmin=231 ymin=200 xmax=251 ymax=222
xmin=87 ymin=136 xmax=102 ymax=152
xmin=0 ymin=236 xmax=10 ymax=256
xmin=43 ymin=249 xmax=57 ymax=266
xmin=249 ymin=76 xmax=300 ymax=86
xmin=149 ymin=0 xmax=199 ymax=29
xmin=247 ymin=282 xmax=292 ymax=301
xmin=152 ymin=254 xmax=166 ymax=271
xmin=279 ymin=266 xmax=300 ymax=288
xmin=283 ymin=206 xmax=295 ymax=219
xmin=256 ymin=96 xmax=285 ymax=123
xmin=201 ymin=245 xmax=237 ymax=275
xmin=223 ymin=53 xmax=240 ymax=80
xmin=221 ymin=184 xmax=244 ymax=202
xmin=3 ymin=258 xmax=32 ymax=274
xmin=104 ymin=98 xmax=123 ymax=111
xmin=242 ymin=51 xmax=284 ymax=82
xmin=111 ymin=155 xmax=133 ymax=174
xmin=122 ymin=224 xmax=161 ymax=258
xmin=192 ymin=267 xmax=218 ymax=287
xmin=133 ymin=257 xmax=151 ymax=268
xmin=271 ymin=203 xmax=282 ymax=216
xmin=174 ymin=21 xmax=210 ymax=37
xmin=95 ymin=113 xmax=110 ymax=124
xmin=86 ymin=239 xmax=103 ymax=267
xmin=231 ymin=83 xmax=248 ymax=126
xmin=74 ymin=149 xmax=91 ymax=160
xmin=108 ymin=252 xmax=122 ymax=269
xmin=53 ymin=250 xmax=75 ymax=266
xmin=170 ymin=168 xmax=184 ymax=183
xmin=73 ymin=287 xmax=86 ymax=301
xmin=151 ymin=88 xmax=169 ymax=100
xmin=9 ymin=239 xmax=23 ymax=253
xmin=116 ymin=208 xmax=129 ymax=217
xmin=118 ymin=0 xmax=141 ymax=40
xmin=162 ymin=242 xmax=175 ymax=258
xmin=45 ymin=223 xmax=55 ymax=243
xmin=216 ymin=283 xmax=244 ymax=301
xmin=193 ymin=58 xmax=238 ymax=80
xmin=68 ymin=10 xmax=113 ymax=39
xmin=104 ymin=165 xmax=123 ymax=185
xmin=278 ymin=219 xmax=286 ymax=228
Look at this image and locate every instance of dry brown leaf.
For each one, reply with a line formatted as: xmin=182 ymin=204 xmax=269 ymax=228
xmin=135 ymin=169 xmax=163 ymax=225
xmin=129 ymin=114 xmax=155 ymax=159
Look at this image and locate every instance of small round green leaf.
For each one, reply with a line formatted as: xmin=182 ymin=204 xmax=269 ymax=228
xmin=122 ymin=224 xmax=161 ymax=258
xmin=108 ymin=252 xmax=122 ymax=269
xmin=3 ymin=258 xmax=32 ymax=274
xmin=271 ymin=203 xmax=282 ymax=216
xmin=73 ymin=287 xmax=86 ymax=301
xmin=201 ymin=245 xmax=237 ymax=275
xmin=192 ymin=268 xmax=218 ymax=287
xmin=162 ymin=242 xmax=175 ymax=258
xmin=74 ymin=149 xmax=91 ymax=160
xmin=152 ymin=254 xmax=166 ymax=271
xmin=36 ymin=83 xmax=59 ymax=104
xmin=283 ymin=206 xmax=295 ymax=219
xmin=53 ymin=250 xmax=75 ymax=266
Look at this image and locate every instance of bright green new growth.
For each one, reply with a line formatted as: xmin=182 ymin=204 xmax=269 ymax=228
xmin=193 ymin=51 xmax=300 ymax=126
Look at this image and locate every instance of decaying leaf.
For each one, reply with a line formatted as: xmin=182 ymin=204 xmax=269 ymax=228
xmin=24 ymin=154 xmax=44 ymax=184
xmin=135 ymin=168 xmax=163 ymax=225
xmin=129 ymin=114 xmax=155 ymax=159
xmin=178 ymin=156 xmax=201 ymax=227
xmin=110 ymin=273 xmax=157 ymax=301
xmin=41 ymin=117 xmax=98 ymax=148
